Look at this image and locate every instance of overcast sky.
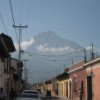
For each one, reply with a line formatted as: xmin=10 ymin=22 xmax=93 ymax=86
xmin=0 ymin=0 xmax=100 ymax=48
xmin=0 ymin=0 xmax=100 ymax=83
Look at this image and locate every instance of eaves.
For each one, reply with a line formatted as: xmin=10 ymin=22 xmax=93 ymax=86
xmin=67 ymin=65 xmax=84 ymax=74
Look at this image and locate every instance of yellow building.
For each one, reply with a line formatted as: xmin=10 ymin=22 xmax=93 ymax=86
xmin=56 ymin=72 xmax=70 ymax=98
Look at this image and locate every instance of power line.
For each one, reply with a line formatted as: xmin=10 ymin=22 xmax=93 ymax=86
xmin=9 ymin=0 xmax=15 ymax=25
xmin=24 ymin=0 xmax=32 ymax=38
xmin=0 ymin=13 xmax=8 ymax=35
xmin=24 ymin=49 xmax=84 ymax=57
xmin=20 ymin=0 xmax=23 ymax=24
xmin=9 ymin=0 xmax=19 ymax=43
xmin=23 ymin=59 xmax=29 ymax=81
xmin=26 ymin=0 xmax=32 ymax=24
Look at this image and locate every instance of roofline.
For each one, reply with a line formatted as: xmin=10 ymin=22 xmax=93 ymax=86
xmin=67 ymin=57 xmax=100 ymax=74
xmin=67 ymin=66 xmax=84 ymax=74
xmin=84 ymin=57 xmax=100 ymax=66
xmin=67 ymin=60 xmax=84 ymax=68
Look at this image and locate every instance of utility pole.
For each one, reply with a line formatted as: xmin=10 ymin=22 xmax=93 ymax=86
xmin=13 ymin=24 xmax=28 ymax=61
xmin=23 ymin=59 xmax=29 ymax=81
xmin=23 ymin=59 xmax=29 ymax=89
xmin=91 ymin=43 xmax=94 ymax=59
xmin=83 ymin=48 xmax=86 ymax=62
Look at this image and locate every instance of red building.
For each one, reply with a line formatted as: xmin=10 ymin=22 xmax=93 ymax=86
xmin=64 ymin=57 xmax=100 ymax=100
xmin=84 ymin=57 xmax=100 ymax=100
xmin=66 ymin=60 xmax=86 ymax=100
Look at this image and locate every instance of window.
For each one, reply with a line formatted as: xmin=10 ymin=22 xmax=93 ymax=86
xmin=73 ymin=76 xmax=77 ymax=92
xmin=4 ymin=57 xmax=11 ymax=73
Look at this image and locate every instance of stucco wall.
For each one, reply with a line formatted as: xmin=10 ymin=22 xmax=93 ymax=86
xmin=86 ymin=63 xmax=100 ymax=100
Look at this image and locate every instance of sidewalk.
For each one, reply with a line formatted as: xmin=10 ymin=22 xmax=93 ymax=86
xmin=58 ymin=96 xmax=71 ymax=100
xmin=40 ymin=91 xmax=71 ymax=100
xmin=54 ymin=95 xmax=71 ymax=100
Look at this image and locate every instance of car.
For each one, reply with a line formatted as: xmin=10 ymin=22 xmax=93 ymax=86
xmin=15 ymin=89 xmax=41 ymax=100
xmin=22 ymin=89 xmax=39 ymax=95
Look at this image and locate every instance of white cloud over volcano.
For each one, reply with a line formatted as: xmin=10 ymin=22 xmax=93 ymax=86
xmin=15 ymin=38 xmax=35 ymax=50
xmin=36 ymin=44 xmax=74 ymax=52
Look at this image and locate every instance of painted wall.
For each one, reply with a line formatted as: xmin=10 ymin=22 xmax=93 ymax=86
xmin=86 ymin=62 xmax=100 ymax=100
xmin=0 ymin=59 xmax=9 ymax=93
xmin=68 ymin=61 xmax=86 ymax=100
xmin=58 ymin=79 xmax=70 ymax=98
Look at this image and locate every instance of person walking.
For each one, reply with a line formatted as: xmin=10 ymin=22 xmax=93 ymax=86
xmin=10 ymin=88 xmax=16 ymax=100
xmin=0 ymin=88 xmax=7 ymax=100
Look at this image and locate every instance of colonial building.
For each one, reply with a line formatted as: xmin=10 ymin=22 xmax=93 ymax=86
xmin=10 ymin=58 xmax=23 ymax=93
xmin=84 ymin=57 xmax=100 ymax=100
xmin=45 ymin=79 xmax=53 ymax=92
xmin=39 ymin=54 xmax=100 ymax=100
xmin=55 ymin=72 xmax=70 ymax=98
xmin=67 ymin=60 xmax=86 ymax=100
xmin=0 ymin=33 xmax=15 ymax=95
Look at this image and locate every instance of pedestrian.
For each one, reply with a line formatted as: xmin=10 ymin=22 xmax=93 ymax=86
xmin=46 ymin=89 xmax=51 ymax=98
xmin=0 ymin=88 xmax=7 ymax=100
xmin=10 ymin=88 xmax=16 ymax=100
xmin=79 ymin=88 xmax=83 ymax=100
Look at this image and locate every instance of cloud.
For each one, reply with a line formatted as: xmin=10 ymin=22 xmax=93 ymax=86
xmin=85 ymin=46 xmax=92 ymax=50
xmin=85 ymin=46 xmax=100 ymax=54
xmin=36 ymin=44 xmax=74 ymax=52
xmin=15 ymin=38 xmax=35 ymax=50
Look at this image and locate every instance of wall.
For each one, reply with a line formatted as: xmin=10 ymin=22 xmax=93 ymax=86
xmin=86 ymin=62 xmax=100 ymax=100
xmin=68 ymin=60 xmax=86 ymax=100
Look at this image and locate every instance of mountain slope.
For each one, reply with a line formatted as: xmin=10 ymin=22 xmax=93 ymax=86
xmin=20 ymin=31 xmax=84 ymax=83
xmin=29 ymin=31 xmax=82 ymax=52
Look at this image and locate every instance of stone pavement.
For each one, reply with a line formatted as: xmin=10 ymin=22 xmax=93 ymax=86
xmin=40 ymin=91 xmax=71 ymax=100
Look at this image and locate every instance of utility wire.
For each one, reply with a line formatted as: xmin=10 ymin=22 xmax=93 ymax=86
xmin=9 ymin=0 xmax=15 ymax=25
xmin=9 ymin=0 xmax=19 ymax=43
xmin=20 ymin=0 xmax=23 ymax=24
xmin=22 ymin=50 xmax=86 ymax=63
xmin=24 ymin=49 xmax=84 ymax=57
xmin=0 ymin=13 xmax=8 ymax=35
xmin=26 ymin=0 xmax=32 ymax=24
xmin=24 ymin=0 xmax=32 ymax=39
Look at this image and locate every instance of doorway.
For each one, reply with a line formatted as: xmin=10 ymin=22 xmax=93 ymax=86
xmin=87 ymin=76 xmax=92 ymax=100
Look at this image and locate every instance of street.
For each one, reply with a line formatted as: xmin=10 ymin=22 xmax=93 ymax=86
xmin=41 ymin=97 xmax=58 ymax=100
xmin=41 ymin=96 xmax=70 ymax=100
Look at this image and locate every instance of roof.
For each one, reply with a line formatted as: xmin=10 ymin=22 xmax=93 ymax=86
xmin=55 ymin=72 xmax=68 ymax=79
xmin=45 ymin=79 xmax=52 ymax=84
xmin=0 ymin=35 xmax=9 ymax=57
xmin=0 ymin=33 xmax=15 ymax=52
xmin=84 ymin=56 xmax=100 ymax=67
xmin=0 ymin=33 xmax=15 ymax=57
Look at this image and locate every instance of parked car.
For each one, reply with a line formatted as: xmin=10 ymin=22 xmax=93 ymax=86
xmin=15 ymin=89 xmax=41 ymax=100
xmin=22 ymin=89 xmax=39 ymax=95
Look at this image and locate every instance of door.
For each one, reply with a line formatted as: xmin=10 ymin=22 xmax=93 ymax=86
xmin=66 ymin=82 xmax=68 ymax=97
xmin=87 ymin=76 xmax=92 ymax=100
